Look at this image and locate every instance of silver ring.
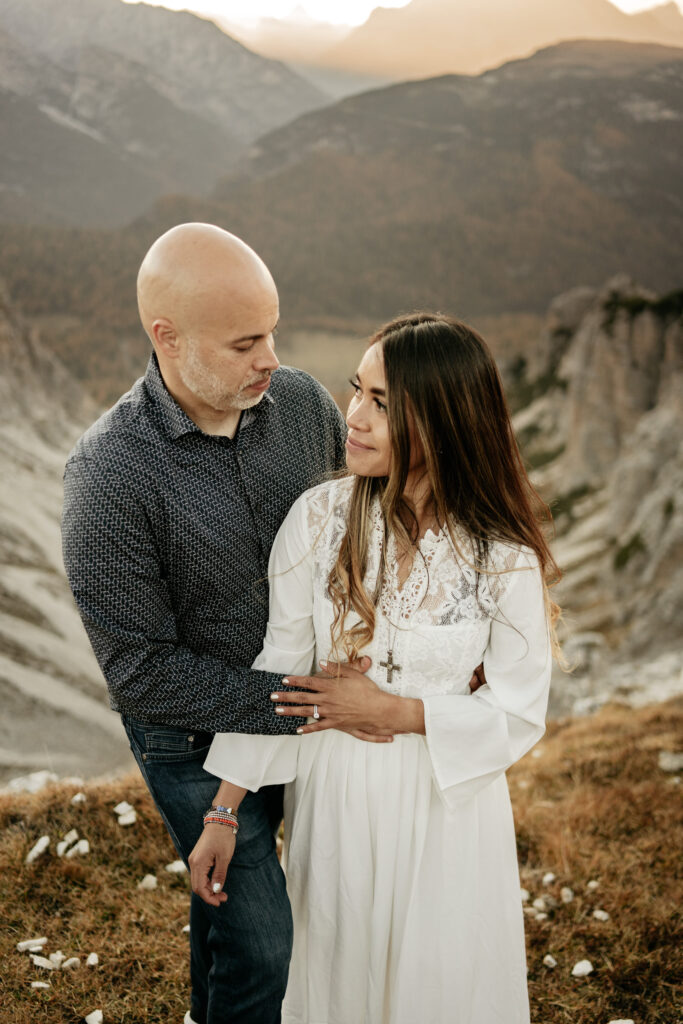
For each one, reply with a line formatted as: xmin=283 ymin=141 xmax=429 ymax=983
xmin=313 ymin=704 xmax=320 ymax=720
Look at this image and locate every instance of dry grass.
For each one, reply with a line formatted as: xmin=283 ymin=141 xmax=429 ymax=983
xmin=2 ymin=699 xmax=682 ymax=1024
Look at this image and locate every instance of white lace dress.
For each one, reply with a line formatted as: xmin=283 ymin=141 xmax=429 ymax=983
xmin=205 ymin=478 xmax=551 ymax=1024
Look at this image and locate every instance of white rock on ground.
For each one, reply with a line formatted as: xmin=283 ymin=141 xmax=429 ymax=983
xmin=30 ymin=955 xmax=56 ymax=970
xmin=165 ymin=860 xmax=187 ymax=874
xmin=607 ymin=1020 xmax=635 ymax=1023
xmin=532 ymin=897 xmax=547 ymax=912
xmin=182 ymin=924 xmax=191 ymax=933
xmin=25 ymin=836 xmax=50 ymax=865
xmin=572 ymin=959 xmax=594 ymax=977
xmin=65 ymin=839 xmax=90 ymax=858
xmin=561 ymin=886 xmax=574 ymax=903
xmin=71 ymin=792 xmax=87 ymax=805
xmin=62 ymin=957 xmax=81 ymax=969
xmin=85 ymin=1012 xmax=104 ymax=1024
xmin=542 ymin=872 xmax=556 ymax=885
xmin=117 ymin=810 xmax=137 ymax=826
xmin=57 ymin=829 xmax=80 ymax=856
xmin=543 ymin=954 xmax=557 ymax=968
xmin=535 ymin=912 xmax=549 ymax=921
xmin=113 ymin=801 xmax=134 ymax=816
xmin=137 ymin=874 xmax=158 ymax=891
xmin=520 ymin=888 xmax=530 ymax=902
xmin=86 ymin=952 xmax=99 ymax=966
xmin=48 ymin=951 xmax=65 ymax=967
xmin=7 ymin=771 xmax=58 ymax=794
xmin=593 ymin=909 xmax=610 ymax=921
xmin=17 ymin=937 xmax=47 ymax=952
xmin=587 ymin=880 xmax=600 ymax=890
xmin=658 ymin=751 xmax=683 ymax=772
xmin=30 ymin=981 xmax=50 ymax=990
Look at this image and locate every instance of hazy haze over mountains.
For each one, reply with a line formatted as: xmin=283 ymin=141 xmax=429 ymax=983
xmin=0 ymin=0 xmax=326 ymax=225
xmin=324 ymin=0 xmax=683 ymax=79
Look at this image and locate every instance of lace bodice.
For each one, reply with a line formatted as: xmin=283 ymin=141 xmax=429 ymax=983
xmin=301 ymin=478 xmax=526 ymax=699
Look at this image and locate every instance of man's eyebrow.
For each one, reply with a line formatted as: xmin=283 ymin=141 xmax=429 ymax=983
xmin=355 ymin=371 xmax=385 ymax=396
xmin=233 ymin=319 xmax=279 ymax=344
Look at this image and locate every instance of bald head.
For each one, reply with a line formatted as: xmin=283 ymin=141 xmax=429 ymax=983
xmin=137 ymin=223 xmax=276 ymax=340
xmin=135 ymin=223 xmax=280 ymax=430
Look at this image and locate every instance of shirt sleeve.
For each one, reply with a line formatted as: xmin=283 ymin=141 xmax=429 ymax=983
xmin=62 ymin=455 xmax=304 ymax=735
xmin=421 ymin=549 xmax=551 ymax=808
xmin=204 ymin=492 xmax=316 ymax=789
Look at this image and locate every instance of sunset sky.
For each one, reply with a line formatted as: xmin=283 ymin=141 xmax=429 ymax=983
xmin=123 ymin=0 xmax=682 ymax=29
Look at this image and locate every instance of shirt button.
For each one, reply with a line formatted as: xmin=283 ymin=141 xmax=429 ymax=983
xmin=188 ymin=734 xmax=195 ymax=743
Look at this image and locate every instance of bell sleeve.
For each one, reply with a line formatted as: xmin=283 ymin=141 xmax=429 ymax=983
xmin=421 ymin=548 xmax=551 ymax=809
xmin=204 ymin=493 xmax=315 ymax=790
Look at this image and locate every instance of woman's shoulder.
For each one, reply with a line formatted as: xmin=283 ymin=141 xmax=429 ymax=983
xmin=286 ymin=476 xmax=353 ymax=540
xmin=486 ymin=538 xmax=539 ymax=573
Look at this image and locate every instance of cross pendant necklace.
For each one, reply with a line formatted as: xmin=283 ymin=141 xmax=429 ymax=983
xmin=380 ymin=649 xmax=402 ymax=684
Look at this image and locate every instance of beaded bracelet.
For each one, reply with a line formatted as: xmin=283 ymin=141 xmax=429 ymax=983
xmin=203 ymin=805 xmax=239 ymax=834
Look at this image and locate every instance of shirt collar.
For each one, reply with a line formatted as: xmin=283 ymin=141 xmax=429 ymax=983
xmin=144 ymin=353 xmax=275 ymax=441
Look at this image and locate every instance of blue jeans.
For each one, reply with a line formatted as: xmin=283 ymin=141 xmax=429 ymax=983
xmin=122 ymin=716 xmax=293 ymax=1024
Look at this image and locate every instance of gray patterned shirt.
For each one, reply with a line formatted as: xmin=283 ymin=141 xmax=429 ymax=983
xmin=62 ymin=355 xmax=347 ymax=735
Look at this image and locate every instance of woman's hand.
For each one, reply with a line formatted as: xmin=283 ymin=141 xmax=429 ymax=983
xmin=272 ymin=658 xmax=424 ymax=736
xmin=189 ymin=824 xmax=236 ymax=907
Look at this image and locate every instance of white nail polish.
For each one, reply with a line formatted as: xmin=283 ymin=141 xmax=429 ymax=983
xmin=270 ymin=693 xmax=279 ymax=701
xmin=296 ymin=728 xmax=303 ymax=735
xmin=212 ymin=882 xmax=222 ymax=893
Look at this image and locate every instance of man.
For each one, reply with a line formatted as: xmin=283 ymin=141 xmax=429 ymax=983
xmin=62 ymin=223 xmax=348 ymax=1024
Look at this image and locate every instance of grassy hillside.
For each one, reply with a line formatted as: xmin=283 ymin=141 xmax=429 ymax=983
xmin=2 ymin=698 xmax=682 ymax=1023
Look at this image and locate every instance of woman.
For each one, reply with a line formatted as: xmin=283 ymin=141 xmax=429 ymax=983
xmin=190 ymin=313 xmax=561 ymax=1024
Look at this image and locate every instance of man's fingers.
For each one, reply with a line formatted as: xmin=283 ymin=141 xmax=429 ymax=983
xmin=209 ymin=854 xmax=230 ymax=903
xmin=469 ymin=663 xmax=487 ymax=692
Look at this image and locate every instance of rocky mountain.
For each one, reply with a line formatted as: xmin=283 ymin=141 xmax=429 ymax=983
xmin=0 ymin=282 xmax=132 ymax=784
xmin=514 ymin=277 xmax=683 ymax=716
xmin=326 ymin=0 xmax=683 ymax=79
xmin=0 ymin=0 xmax=326 ymax=226
xmin=212 ymin=40 xmax=683 ymax=321
xmin=1 ymin=39 xmax=680 ymax=404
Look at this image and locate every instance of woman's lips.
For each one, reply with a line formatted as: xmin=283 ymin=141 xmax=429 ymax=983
xmin=346 ymin=437 xmax=373 ymax=451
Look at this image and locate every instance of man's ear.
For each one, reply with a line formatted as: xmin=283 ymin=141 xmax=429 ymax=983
xmin=151 ymin=317 xmax=180 ymax=358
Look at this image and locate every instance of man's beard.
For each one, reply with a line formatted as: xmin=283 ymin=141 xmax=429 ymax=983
xmin=179 ymin=337 xmax=269 ymax=412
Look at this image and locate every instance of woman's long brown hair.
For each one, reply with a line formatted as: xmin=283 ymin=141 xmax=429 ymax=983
xmin=328 ymin=312 xmax=563 ymax=662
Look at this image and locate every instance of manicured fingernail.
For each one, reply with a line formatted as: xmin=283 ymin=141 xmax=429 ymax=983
xmin=275 ymin=707 xmax=284 ymax=714
xmin=270 ymin=693 xmax=279 ymax=701
xmin=296 ymin=727 xmax=303 ymax=734
xmin=319 ymin=660 xmax=327 ymax=667
xmin=282 ymin=678 xmax=289 ymax=685
xmin=212 ymin=882 xmax=222 ymax=893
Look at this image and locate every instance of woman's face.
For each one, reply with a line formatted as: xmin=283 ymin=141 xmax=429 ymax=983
xmin=345 ymin=343 xmax=391 ymax=477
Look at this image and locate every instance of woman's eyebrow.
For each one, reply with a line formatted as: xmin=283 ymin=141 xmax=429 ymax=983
xmin=355 ymin=371 xmax=385 ymax=396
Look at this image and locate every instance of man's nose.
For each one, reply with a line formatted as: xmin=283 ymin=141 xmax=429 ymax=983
xmin=254 ymin=336 xmax=279 ymax=372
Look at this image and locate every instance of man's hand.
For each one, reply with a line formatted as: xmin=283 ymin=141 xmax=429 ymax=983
xmin=189 ymin=825 xmax=235 ymax=907
xmin=469 ymin=663 xmax=487 ymax=692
